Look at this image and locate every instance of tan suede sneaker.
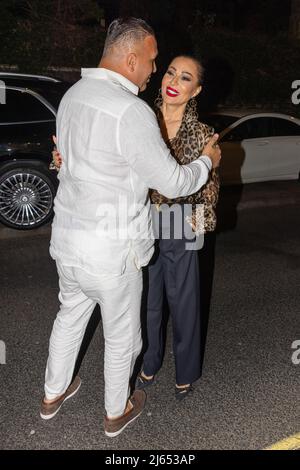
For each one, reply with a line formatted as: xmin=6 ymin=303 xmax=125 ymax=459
xmin=40 ymin=376 xmax=81 ymax=420
xmin=104 ymin=389 xmax=146 ymax=438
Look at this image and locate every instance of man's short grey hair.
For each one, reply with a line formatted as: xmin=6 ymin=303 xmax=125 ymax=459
xmin=102 ymin=17 xmax=155 ymax=56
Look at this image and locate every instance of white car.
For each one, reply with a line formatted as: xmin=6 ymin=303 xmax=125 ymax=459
xmin=205 ymin=110 xmax=300 ymax=185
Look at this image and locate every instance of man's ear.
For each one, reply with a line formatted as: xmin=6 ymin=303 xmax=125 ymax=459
xmin=128 ymin=53 xmax=137 ymax=72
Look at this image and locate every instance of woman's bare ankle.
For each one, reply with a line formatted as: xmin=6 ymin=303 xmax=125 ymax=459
xmin=141 ymin=371 xmax=154 ymax=380
xmin=175 ymin=383 xmax=190 ymax=389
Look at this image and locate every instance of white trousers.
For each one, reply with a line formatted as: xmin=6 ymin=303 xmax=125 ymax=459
xmin=44 ymin=253 xmax=143 ymax=418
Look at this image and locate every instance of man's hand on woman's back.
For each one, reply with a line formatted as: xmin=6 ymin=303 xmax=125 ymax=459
xmin=51 ymin=135 xmax=62 ymax=170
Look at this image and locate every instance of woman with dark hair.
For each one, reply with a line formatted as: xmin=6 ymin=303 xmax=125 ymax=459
xmin=136 ymin=55 xmax=219 ymax=400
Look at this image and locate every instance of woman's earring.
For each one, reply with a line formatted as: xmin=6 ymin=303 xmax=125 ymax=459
xmin=189 ymin=97 xmax=197 ymax=112
xmin=154 ymin=88 xmax=163 ymax=109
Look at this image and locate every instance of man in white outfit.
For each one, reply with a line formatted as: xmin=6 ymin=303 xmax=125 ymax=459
xmin=41 ymin=17 xmax=221 ymax=437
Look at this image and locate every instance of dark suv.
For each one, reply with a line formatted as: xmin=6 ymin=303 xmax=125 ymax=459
xmin=0 ymin=73 xmax=71 ymax=229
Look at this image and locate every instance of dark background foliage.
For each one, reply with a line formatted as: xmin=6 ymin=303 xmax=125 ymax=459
xmin=0 ymin=0 xmax=299 ymax=114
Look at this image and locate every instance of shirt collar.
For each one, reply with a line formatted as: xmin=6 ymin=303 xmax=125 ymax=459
xmin=81 ymin=68 xmax=139 ymax=96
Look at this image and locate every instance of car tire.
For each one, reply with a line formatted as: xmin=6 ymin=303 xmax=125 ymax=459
xmin=0 ymin=165 xmax=56 ymax=230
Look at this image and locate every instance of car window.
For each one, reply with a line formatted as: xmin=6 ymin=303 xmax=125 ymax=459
xmin=41 ymin=83 xmax=71 ymax=109
xmin=222 ymin=117 xmax=272 ymax=142
xmin=221 ymin=121 xmax=249 ymax=141
xmin=0 ymin=89 xmax=54 ymax=123
xmin=271 ymin=117 xmax=300 ymax=136
xmin=202 ymin=114 xmax=237 ymax=132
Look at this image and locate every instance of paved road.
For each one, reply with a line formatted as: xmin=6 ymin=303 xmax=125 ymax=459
xmin=0 ymin=182 xmax=299 ymax=450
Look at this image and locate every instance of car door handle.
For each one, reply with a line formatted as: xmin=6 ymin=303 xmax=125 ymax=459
xmin=257 ymin=141 xmax=269 ymax=146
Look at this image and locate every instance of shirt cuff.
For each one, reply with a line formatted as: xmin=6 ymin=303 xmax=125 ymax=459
xmin=199 ymin=155 xmax=212 ymax=171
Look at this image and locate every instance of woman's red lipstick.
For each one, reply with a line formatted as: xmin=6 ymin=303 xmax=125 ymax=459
xmin=166 ymin=86 xmax=179 ymax=97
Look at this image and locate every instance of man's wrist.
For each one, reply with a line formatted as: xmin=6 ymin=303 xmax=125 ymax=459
xmin=199 ymin=155 xmax=212 ymax=171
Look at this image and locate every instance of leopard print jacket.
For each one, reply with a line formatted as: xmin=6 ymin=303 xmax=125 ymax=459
xmin=150 ymin=107 xmax=220 ymax=234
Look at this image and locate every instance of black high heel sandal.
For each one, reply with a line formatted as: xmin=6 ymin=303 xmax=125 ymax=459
xmin=175 ymin=384 xmax=193 ymax=401
xmin=135 ymin=371 xmax=155 ymax=390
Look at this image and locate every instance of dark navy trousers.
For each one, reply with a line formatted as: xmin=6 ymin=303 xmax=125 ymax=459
xmin=143 ymin=233 xmax=201 ymax=385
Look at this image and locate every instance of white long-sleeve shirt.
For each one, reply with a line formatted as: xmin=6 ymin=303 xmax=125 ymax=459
xmin=50 ymin=68 xmax=212 ymax=274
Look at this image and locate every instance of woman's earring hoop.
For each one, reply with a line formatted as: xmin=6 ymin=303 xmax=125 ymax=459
xmin=186 ymin=97 xmax=198 ymax=120
xmin=154 ymin=88 xmax=163 ymax=109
